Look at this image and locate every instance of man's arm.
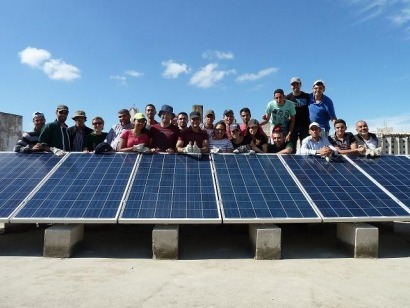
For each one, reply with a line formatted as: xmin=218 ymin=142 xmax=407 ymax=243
xmin=286 ymin=115 xmax=295 ymax=142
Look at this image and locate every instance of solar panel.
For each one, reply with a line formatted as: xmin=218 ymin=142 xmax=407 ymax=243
xmin=282 ymin=155 xmax=410 ymax=222
xmin=213 ymin=155 xmax=321 ymax=223
xmin=0 ymin=153 xmax=61 ymax=222
xmin=12 ymin=153 xmax=136 ymax=223
xmin=346 ymin=155 xmax=410 ymax=211
xmin=119 ymin=154 xmax=221 ymax=223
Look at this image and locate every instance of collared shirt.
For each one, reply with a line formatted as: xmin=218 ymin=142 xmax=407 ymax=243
xmin=300 ymin=135 xmax=337 ymax=155
xmin=328 ymin=132 xmax=356 ymax=150
xmin=105 ymin=122 xmax=133 ymax=151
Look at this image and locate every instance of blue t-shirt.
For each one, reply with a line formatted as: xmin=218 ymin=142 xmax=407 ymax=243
xmin=308 ymin=93 xmax=336 ymax=131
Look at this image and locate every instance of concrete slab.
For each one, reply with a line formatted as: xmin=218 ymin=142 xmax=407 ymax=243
xmin=43 ymin=224 xmax=84 ymax=258
xmin=337 ymin=223 xmax=378 ymax=258
xmin=152 ymin=224 xmax=179 ymax=260
xmin=249 ymin=224 xmax=281 ymax=260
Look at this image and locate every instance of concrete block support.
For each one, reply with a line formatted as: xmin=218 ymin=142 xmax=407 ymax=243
xmin=249 ymin=224 xmax=281 ymax=260
xmin=152 ymin=224 xmax=179 ymax=260
xmin=337 ymin=223 xmax=378 ymax=258
xmin=0 ymin=222 xmax=5 ymax=235
xmin=43 ymin=224 xmax=84 ymax=258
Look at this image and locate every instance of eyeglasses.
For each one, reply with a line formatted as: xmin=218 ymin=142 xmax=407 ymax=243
xmin=215 ymin=128 xmax=225 ymax=131
xmin=58 ymin=110 xmax=68 ymax=115
xmin=136 ymin=119 xmax=146 ymax=123
xmin=93 ymin=122 xmax=103 ymax=125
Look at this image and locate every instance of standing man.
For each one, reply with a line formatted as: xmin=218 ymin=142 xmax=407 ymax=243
xmin=223 ymin=109 xmax=235 ymax=139
xmin=150 ymin=104 xmax=180 ymax=153
xmin=261 ymin=89 xmax=296 ymax=142
xmin=67 ymin=110 xmax=93 ymax=151
xmin=286 ymin=77 xmax=311 ymax=153
xmin=176 ymin=111 xmax=209 ymax=153
xmin=145 ymin=104 xmax=158 ymax=128
xmin=200 ymin=109 xmax=215 ymax=137
xmin=105 ymin=109 xmax=133 ymax=151
xmin=38 ymin=104 xmax=71 ymax=155
xmin=309 ymin=80 xmax=337 ymax=137
xmin=14 ymin=111 xmax=46 ymax=153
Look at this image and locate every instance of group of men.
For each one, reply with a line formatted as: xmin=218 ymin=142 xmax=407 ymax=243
xmin=14 ymin=77 xmax=380 ymax=158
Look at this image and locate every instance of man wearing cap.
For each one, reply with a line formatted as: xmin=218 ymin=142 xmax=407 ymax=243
xmin=223 ymin=109 xmax=235 ymax=139
xmin=200 ymin=109 xmax=215 ymax=137
xmin=309 ymin=80 xmax=337 ymax=137
xmin=150 ymin=104 xmax=180 ymax=153
xmin=105 ymin=109 xmax=133 ymax=151
xmin=14 ymin=112 xmax=46 ymax=153
xmin=231 ymin=123 xmax=251 ymax=153
xmin=176 ymin=111 xmax=209 ymax=153
xmin=239 ymin=107 xmax=266 ymax=138
xmin=300 ymin=122 xmax=337 ymax=157
xmin=38 ymin=104 xmax=71 ymax=154
xmin=145 ymin=104 xmax=158 ymax=128
xmin=261 ymin=89 xmax=296 ymax=142
xmin=67 ymin=110 xmax=93 ymax=151
xmin=286 ymin=77 xmax=311 ymax=153
xmin=267 ymin=125 xmax=293 ymax=154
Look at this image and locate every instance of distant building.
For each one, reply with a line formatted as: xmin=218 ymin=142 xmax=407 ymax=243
xmin=0 ymin=112 xmax=22 ymax=151
xmin=378 ymin=133 xmax=410 ymax=155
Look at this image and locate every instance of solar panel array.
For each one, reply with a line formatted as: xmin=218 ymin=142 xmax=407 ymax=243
xmin=213 ymin=155 xmax=321 ymax=223
xmin=282 ymin=155 xmax=410 ymax=222
xmin=0 ymin=153 xmax=60 ymax=222
xmin=120 ymin=154 xmax=220 ymax=223
xmin=1 ymin=152 xmax=410 ymax=224
xmin=13 ymin=153 xmax=136 ymax=223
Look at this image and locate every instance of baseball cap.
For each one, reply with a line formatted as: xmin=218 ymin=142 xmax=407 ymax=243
xmin=290 ymin=77 xmax=301 ymax=84
xmin=313 ymin=80 xmax=325 ymax=87
xmin=309 ymin=122 xmax=321 ymax=129
xmin=32 ymin=112 xmax=45 ymax=120
xmin=56 ymin=104 xmax=69 ymax=111
xmin=189 ymin=111 xmax=201 ymax=119
xmin=223 ymin=109 xmax=234 ymax=117
xmin=230 ymin=123 xmax=240 ymax=131
xmin=205 ymin=109 xmax=215 ymax=117
xmin=133 ymin=113 xmax=146 ymax=121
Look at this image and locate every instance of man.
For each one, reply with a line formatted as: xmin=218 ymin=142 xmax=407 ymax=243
xmin=301 ymin=122 xmax=337 ymax=157
xmin=223 ymin=109 xmax=235 ymax=139
xmin=176 ymin=111 xmax=209 ymax=153
xmin=261 ymin=89 xmax=296 ymax=142
xmin=239 ymin=107 xmax=266 ymax=137
xmin=105 ymin=109 xmax=133 ymax=151
xmin=14 ymin=112 xmax=46 ymax=153
xmin=38 ymin=104 xmax=71 ymax=155
xmin=67 ymin=110 xmax=93 ymax=151
xmin=145 ymin=104 xmax=158 ymax=128
xmin=200 ymin=109 xmax=215 ymax=137
xmin=286 ymin=77 xmax=311 ymax=153
xmin=309 ymin=80 xmax=337 ymax=137
xmin=150 ymin=104 xmax=180 ymax=153
xmin=328 ymin=119 xmax=360 ymax=155
xmin=176 ymin=112 xmax=188 ymax=131
xmin=267 ymin=126 xmax=293 ymax=154
xmin=355 ymin=120 xmax=380 ymax=156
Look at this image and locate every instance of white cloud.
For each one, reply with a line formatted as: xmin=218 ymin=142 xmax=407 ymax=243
xmin=161 ymin=60 xmax=190 ymax=79
xmin=390 ymin=8 xmax=410 ymax=25
xmin=202 ymin=50 xmax=234 ymax=60
xmin=110 ymin=75 xmax=127 ymax=85
xmin=190 ymin=63 xmax=235 ymax=88
xmin=236 ymin=67 xmax=279 ymax=82
xmin=125 ymin=70 xmax=144 ymax=78
xmin=18 ymin=47 xmax=51 ymax=67
xmin=18 ymin=46 xmax=80 ymax=81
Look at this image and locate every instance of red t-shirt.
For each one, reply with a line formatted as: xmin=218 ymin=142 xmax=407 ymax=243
xmin=120 ymin=130 xmax=150 ymax=148
xmin=178 ymin=127 xmax=209 ymax=148
xmin=150 ymin=124 xmax=180 ymax=151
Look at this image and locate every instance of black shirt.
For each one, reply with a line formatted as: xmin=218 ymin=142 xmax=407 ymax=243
xmin=286 ymin=91 xmax=310 ymax=127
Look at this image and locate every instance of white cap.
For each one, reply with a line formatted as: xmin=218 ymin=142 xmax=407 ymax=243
xmin=309 ymin=122 xmax=321 ymax=129
xmin=313 ymin=80 xmax=325 ymax=87
xmin=290 ymin=77 xmax=301 ymax=84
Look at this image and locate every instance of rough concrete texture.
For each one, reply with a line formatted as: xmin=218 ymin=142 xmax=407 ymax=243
xmin=43 ymin=224 xmax=84 ymax=258
xmin=337 ymin=223 xmax=379 ymax=258
xmin=152 ymin=224 xmax=179 ymax=260
xmin=0 ymin=224 xmax=409 ymax=307
xmin=249 ymin=224 xmax=281 ymax=260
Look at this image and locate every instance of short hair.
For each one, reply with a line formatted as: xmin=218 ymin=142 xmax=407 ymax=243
xmin=92 ymin=116 xmax=104 ymax=125
xmin=177 ymin=112 xmax=188 ymax=118
xmin=239 ymin=107 xmax=251 ymax=115
xmin=274 ymin=89 xmax=285 ymax=95
xmin=145 ymin=104 xmax=156 ymax=110
xmin=356 ymin=120 xmax=367 ymax=126
xmin=334 ymin=119 xmax=347 ymax=127
xmin=118 ymin=109 xmax=130 ymax=115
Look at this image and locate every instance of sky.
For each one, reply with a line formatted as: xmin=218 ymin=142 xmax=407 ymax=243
xmin=1 ymin=0 xmax=410 ymax=133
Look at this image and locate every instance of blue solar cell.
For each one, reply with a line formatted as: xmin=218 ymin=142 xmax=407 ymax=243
xmin=0 ymin=153 xmax=60 ymax=221
xmin=213 ymin=155 xmax=320 ymax=222
xmin=348 ymin=155 xmax=410 ymax=211
xmin=14 ymin=153 xmax=136 ymax=222
xmin=282 ymin=155 xmax=410 ymax=221
xmin=120 ymin=154 xmax=220 ymax=222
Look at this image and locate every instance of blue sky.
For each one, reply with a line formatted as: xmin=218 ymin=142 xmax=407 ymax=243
xmin=1 ymin=0 xmax=410 ymax=133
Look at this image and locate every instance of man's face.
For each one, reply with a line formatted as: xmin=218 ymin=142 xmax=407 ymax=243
xmin=335 ymin=123 xmax=347 ymax=137
xmin=118 ymin=112 xmax=131 ymax=126
xmin=231 ymin=129 xmax=241 ymax=139
xmin=291 ymin=82 xmax=301 ymax=94
xmin=274 ymin=93 xmax=285 ymax=106
xmin=161 ymin=112 xmax=172 ymax=125
xmin=177 ymin=114 xmax=188 ymax=128
xmin=74 ymin=117 xmax=86 ymax=128
xmin=145 ymin=106 xmax=156 ymax=119
xmin=240 ymin=111 xmax=250 ymax=124
xmin=356 ymin=121 xmax=369 ymax=136
xmin=309 ymin=125 xmax=321 ymax=138
xmin=313 ymin=85 xmax=325 ymax=97
xmin=224 ymin=112 xmax=234 ymax=125
xmin=272 ymin=132 xmax=284 ymax=146
xmin=56 ymin=109 xmax=68 ymax=123
xmin=205 ymin=113 xmax=214 ymax=125
xmin=33 ymin=116 xmax=45 ymax=130
xmin=190 ymin=117 xmax=200 ymax=129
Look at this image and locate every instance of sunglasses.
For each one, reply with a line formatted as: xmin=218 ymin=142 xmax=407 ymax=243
xmin=93 ymin=122 xmax=103 ymax=125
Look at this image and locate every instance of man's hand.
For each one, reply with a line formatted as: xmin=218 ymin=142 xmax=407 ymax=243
xmin=50 ymin=147 xmax=66 ymax=157
xmin=319 ymin=146 xmax=333 ymax=157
